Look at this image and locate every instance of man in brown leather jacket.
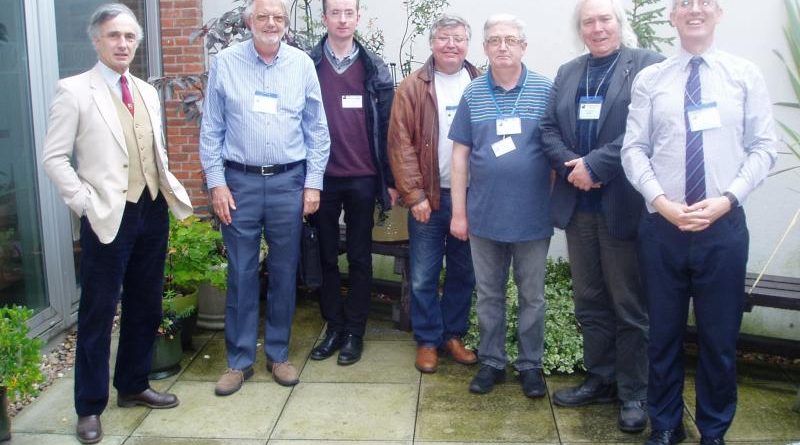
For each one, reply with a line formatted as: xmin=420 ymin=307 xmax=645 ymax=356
xmin=388 ymin=14 xmax=480 ymax=374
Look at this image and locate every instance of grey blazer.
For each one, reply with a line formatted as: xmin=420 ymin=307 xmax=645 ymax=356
xmin=540 ymin=46 xmax=664 ymax=240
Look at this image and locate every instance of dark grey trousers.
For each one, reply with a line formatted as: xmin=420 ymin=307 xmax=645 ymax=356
xmin=565 ymin=212 xmax=648 ymax=401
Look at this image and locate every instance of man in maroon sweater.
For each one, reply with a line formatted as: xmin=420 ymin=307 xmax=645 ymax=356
xmin=307 ymin=0 xmax=396 ymax=365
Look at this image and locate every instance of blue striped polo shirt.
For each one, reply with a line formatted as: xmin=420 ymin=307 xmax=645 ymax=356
xmin=449 ymin=66 xmax=554 ymax=242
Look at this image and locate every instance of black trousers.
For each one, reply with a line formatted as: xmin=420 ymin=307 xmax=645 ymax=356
xmin=312 ymin=175 xmax=377 ymax=337
xmin=74 ymin=193 xmax=168 ymax=416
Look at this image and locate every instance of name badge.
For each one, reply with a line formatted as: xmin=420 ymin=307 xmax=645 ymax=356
xmin=687 ymin=102 xmax=722 ymax=132
xmin=491 ymin=136 xmax=516 ymax=157
xmin=578 ymin=96 xmax=603 ymax=120
xmin=342 ymin=95 xmax=363 ymax=109
xmin=445 ymin=106 xmax=458 ymax=125
xmin=253 ymin=91 xmax=278 ymax=115
xmin=496 ymin=117 xmax=522 ymax=136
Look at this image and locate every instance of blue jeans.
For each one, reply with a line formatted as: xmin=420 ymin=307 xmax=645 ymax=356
xmin=408 ymin=190 xmax=475 ymax=347
xmin=222 ymin=164 xmax=304 ymax=368
xmin=470 ymin=234 xmax=550 ymax=371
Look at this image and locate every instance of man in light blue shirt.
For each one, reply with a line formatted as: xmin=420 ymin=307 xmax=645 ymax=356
xmin=199 ymin=0 xmax=330 ymax=394
xmin=621 ymin=1 xmax=776 ymax=444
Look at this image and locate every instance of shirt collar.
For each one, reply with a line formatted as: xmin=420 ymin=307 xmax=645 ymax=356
xmin=487 ymin=63 xmax=528 ymax=92
xmin=96 ymin=61 xmax=131 ymax=88
xmin=324 ymin=38 xmax=359 ymax=66
xmin=678 ymin=46 xmax=719 ymax=70
xmin=248 ymin=39 xmax=284 ymax=66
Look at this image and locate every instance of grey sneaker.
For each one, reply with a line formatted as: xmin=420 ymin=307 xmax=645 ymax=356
xmin=214 ymin=367 xmax=254 ymax=396
xmin=272 ymin=361 xmax=300 ymax=386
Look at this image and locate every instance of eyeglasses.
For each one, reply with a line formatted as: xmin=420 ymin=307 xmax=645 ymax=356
xmin=677 ymin=0 xmax=715 ymax=8
xmin=485 ymin=35 xmax=523 ymax=48
xmin=327 ymin=9 xmax=357 ymax=20
xmin=433 ymin=35 xmax=468 ymax=45
xmin=254 ymin=14 xmax=287 ymax=25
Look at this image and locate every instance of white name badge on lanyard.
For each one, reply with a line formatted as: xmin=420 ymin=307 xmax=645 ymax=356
xmin=687 ymin=102 xmax=722 ymax=132
xmin=496 ymin=117 xmax=522 ymax=136
xmin=445 ymin=106 xmax=458 ymax=125
xmin=578 ymin=96 xmax=603 ymax=120
xmin=492 ymin=136 xmax=516 ymax=157
xmin=342 ymin=95 xmax=363 ymax=109
xmin=253 ymin=91 xmax=278 ymax=115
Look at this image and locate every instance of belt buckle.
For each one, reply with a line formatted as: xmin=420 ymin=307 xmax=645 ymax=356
xmin=260 ymin=165 xmax=275 ymax=176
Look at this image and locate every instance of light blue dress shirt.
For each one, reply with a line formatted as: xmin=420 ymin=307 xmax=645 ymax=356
xmin=200 ymin=39 xmax=330 ymax=190
xmin=622 ymin=47 xmax=777 ymax=212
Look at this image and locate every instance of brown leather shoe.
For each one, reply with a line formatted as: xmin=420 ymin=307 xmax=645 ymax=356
xmin=415 ymin=346 xmax=438 ymax=373
xmin=272 ymin=361 xmax=300 ymax=386
xmin=215 ymin=367 xmax=254 ymax=396
xmin=444 ymin=338 xmax=478 ymax=365
xmin=76 ymin=415 xmax=102 ymax=444
xmin=118 ymin=387 xmax=179 ymax=409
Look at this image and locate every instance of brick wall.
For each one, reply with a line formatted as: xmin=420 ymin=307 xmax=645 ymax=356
xmin=159 ymin=0 xmax=207 ymax=213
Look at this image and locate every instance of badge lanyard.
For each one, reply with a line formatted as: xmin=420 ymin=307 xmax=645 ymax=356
xmin=487 ymin=70 xmax=528 ymax=127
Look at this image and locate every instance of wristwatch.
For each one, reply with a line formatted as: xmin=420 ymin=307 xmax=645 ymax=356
xmin=723 ymin=191 xmax=739 ymax=208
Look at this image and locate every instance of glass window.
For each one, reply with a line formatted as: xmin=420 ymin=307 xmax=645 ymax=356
xmin=0 ymin=1 xmax=48 ymax=312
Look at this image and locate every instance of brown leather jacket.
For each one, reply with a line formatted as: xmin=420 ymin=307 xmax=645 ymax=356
xmin=388 ymin=56 xmax=480 ymax=210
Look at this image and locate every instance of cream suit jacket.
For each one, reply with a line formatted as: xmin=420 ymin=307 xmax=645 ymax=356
xmin=42 ymin=63 xmax=193 ymax=244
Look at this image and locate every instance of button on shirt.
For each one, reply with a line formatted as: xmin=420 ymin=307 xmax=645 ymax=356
xmin=200 ymin=40 xmax=330 ymax=190
xmin=621 ymin=48 xmax=777 ymax=212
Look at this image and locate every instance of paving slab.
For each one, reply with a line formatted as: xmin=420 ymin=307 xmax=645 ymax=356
xmin=271 ymin=382 xmax=418 ymax=441
xmin=5 ymin=432 xmax=125 ymax=444
xmin=419 ymin=354 xmax=481 ymax=387
xmin=124 ymin=438 xmax=265 ymax=445
xmin=131 ymin=380 xmax=290 ymax=440
xmin=300 ymin=340 xmax=420 ymax=383
xmin=415 ymin=381 xmax=557 ymax=443
xmin=11 ymin=376 xmax=148 ymax=436
xmin=684 ymin=378 xmax=800 ymax=442
xmin=269 ymin=441 xmax=409 ymax=445
xmin=363 ymin=318 xmax=414 ymax=342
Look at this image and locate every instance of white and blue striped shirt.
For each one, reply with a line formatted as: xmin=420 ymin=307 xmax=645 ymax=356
xmin=199 ymin=39 xmax=330 ymax=190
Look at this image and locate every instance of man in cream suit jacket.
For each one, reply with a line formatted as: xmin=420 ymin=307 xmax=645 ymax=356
xmin=41 ymin=4 xmax=192 ymax=444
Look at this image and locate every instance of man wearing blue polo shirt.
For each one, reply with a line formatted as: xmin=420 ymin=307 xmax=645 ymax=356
xmin=449 ymin=13 xmax=553 ymax=397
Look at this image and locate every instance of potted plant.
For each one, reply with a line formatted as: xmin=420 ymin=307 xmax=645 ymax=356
xmin=150 ymin=289 xmax=196 ymax=380
xmin=0 ymin=305 xmax=44 ymax=442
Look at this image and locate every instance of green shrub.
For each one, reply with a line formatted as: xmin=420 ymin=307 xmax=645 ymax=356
xmin=464 ymin=258 xmax=584 ymax=375
xmin=166 ymin=215 xmax=226 ymax=291
xmin=0 ymin=306 xmax=44 ymax=401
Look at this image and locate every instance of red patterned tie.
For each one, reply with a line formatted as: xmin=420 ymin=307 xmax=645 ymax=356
xmin=120 ymin=75 xmax=134 ymax=116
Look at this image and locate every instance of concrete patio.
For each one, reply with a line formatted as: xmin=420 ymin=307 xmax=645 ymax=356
xmin=8 ymin=295 xmax=800 ymax=444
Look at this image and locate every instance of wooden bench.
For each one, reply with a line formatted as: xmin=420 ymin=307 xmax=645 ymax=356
xmin=744 ymin=273 xmax=800 ymax=312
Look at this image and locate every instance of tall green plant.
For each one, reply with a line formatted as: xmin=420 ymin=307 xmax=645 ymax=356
xmin=397 ymin=0 xmax=449 ymax=77
xmin=627 ymin=0 xmax=674 ymax=53
xmin=166 ymin=215 xmax=226 ymax=291
xmin=0 ymin=306 xmax=43 ymax=401
xmin=774 ymin=0 xmax=800 ymax=173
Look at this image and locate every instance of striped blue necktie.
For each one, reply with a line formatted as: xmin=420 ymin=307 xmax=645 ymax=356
xmin=684 ymin=56 xmax=705 ymax=205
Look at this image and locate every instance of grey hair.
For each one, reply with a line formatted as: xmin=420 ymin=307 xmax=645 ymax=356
xmin=573 ymin=0 xmax=638 ymax=49
xmin=243 ymin=0 xmax=289 ymax=20
xmin=87 ymin=3 xmax=143 ymax=43
xmin=670 ymin=0 xmax=723 ymax=11
xmin=429 ymin=14 xmax=472 ymax=41
xmin=483 ymin=14 xmax=526 ymax=43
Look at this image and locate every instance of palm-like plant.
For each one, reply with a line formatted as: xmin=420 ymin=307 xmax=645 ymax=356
xmin=774 ymin=0 xmax=800 ymax=174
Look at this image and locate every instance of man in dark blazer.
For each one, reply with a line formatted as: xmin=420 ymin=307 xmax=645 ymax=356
xmin=539 ymin=0 xmax=663 ymax=434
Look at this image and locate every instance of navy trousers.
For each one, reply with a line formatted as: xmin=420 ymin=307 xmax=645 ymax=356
xmin=75 ymin=192 xmax=168 ymax=416
xmin=638 ymin=207 xmax=748 ymax=439
xmin=312 ymin=175 xmax=377 ymax=338
xmin=222 ymin=164 xmax=304 ymax=368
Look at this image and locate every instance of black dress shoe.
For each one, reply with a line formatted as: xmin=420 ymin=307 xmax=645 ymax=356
xmin=337 ymin=333 xmax=363 ymax=365
xmin=311 ymin=330 xmax=344 ymax=360
xmin=117 ymin=388 xmax=179 ymax=409
xmin=700 ymin=437 xmax=725 ymax=445
xmin=552 ymin=374 xmax=617 ymax=407
xmin=618 ymin=400 xmax=647 ymax=433
xmin=469 ymin=364 xmax=506 ymax=394
xmin=519 ymin=369 xmax=546 ymax=398
xmin=76 ymin=415 xmax=102 ymax=444
xmin=645 ymin=425 xmax=687 ymax=445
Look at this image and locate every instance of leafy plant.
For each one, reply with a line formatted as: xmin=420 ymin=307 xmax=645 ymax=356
xmin=773 ymin=0 xmax=800 ymax=175
xmin=166 ymin=215 xmax=226 ymax=291
xmin=158 ymin=289 xmax=197 ymax=339
xmin=627 ymin=0 xmax=674 ymax=53
xmin=464 ymin=258 xmax=584 ymax=375
xmin=0 ymin=306 xmax=44 ymax=401
xmin=397 ymin=0 xmax=449 ymax=77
